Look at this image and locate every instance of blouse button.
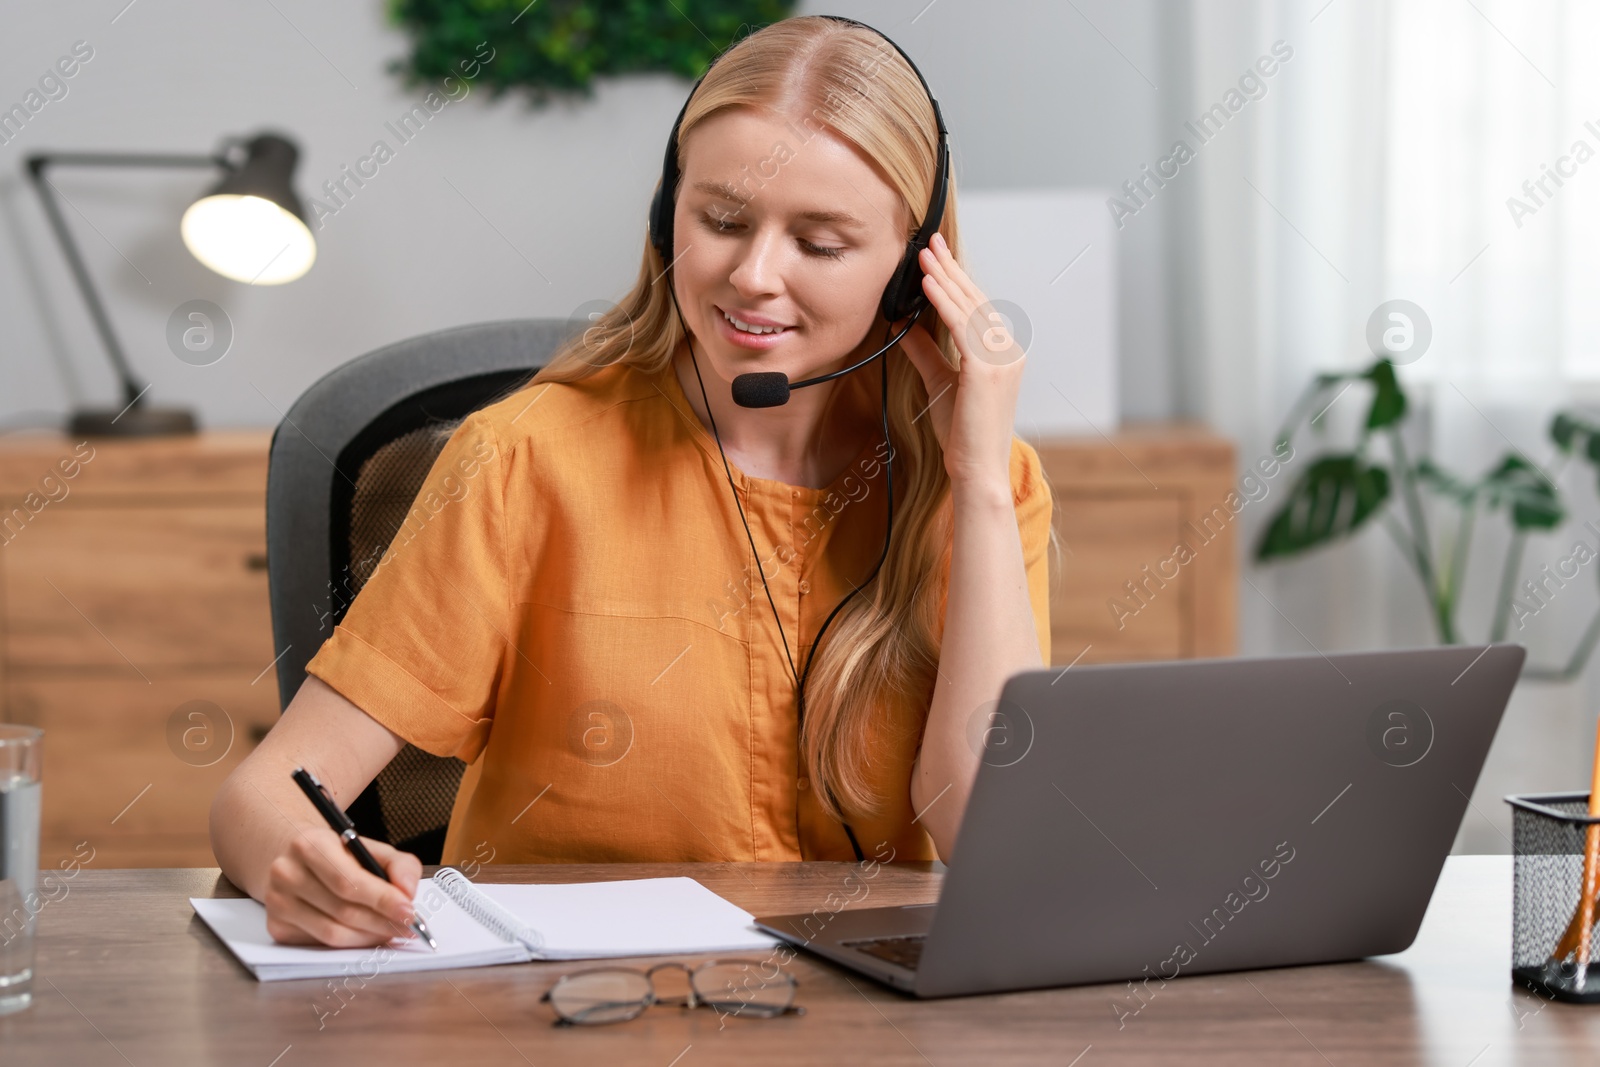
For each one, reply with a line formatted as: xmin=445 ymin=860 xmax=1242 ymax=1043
xmin=798 ymin=579 xmax=811 ymax=595
xmin=797 ymin=777 xmax=810 ymax=791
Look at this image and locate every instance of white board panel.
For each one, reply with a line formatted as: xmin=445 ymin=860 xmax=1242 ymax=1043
xmin=956 ymin=189 xmax=1118 ymax=435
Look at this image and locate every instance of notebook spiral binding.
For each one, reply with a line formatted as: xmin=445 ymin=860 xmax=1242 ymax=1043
xmin=434 ymin=867 xmax=547 ymax=954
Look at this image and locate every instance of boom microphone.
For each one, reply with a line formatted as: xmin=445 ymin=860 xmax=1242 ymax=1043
xmin=729 ymin=310 xmax=924 ymax=409
xmin=730 ymin=372 xmax=792 ymax=408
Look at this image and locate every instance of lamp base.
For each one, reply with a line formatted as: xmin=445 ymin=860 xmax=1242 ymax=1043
xmin=69 ymin=406 xmax=198 ymax=437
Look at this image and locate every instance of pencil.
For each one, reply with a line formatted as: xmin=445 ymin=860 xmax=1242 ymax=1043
xmin=1547 ymin=715 xmax=1600 ymax=982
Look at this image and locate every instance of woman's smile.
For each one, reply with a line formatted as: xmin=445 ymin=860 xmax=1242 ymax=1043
xmin=713 ymin=303 xmax=798 ymax=351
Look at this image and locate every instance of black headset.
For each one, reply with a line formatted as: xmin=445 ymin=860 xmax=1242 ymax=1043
xmin=648 ymin=16 xmax=950 ymax=860
xmin=648 ymin=15 xmax=950 ymax=327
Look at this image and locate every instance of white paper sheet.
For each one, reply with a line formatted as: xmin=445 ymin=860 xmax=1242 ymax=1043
xmin=190 ymin=878 xmax=521 ymax=981
xmin=475 ymin=877 xmax=779 ymax=959
xmin=191 ymin=874 xmax=778 ymax=981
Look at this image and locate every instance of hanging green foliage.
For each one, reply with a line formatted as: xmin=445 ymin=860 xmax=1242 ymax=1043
xmin=386 ymin=0 xmax=798 ymax=105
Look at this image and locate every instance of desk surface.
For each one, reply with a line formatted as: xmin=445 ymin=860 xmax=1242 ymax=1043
xmin=2 ymin=856 xmax=1594 ymax=1066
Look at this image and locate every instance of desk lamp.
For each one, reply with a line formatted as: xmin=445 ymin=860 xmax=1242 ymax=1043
xmin=25 ymin=132 xmax=316 ymax=436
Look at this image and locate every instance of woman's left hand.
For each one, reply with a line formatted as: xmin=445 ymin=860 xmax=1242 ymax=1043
xmin=893 ymin=232 xmax=1027 ymax=489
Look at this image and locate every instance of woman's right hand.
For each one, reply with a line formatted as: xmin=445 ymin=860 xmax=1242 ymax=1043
xmin=262 ymin=827 xmax=423 ymax=947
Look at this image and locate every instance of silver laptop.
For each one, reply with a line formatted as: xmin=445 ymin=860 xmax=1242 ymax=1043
xmin=754 ymin=644 xmax=1525 ymax=998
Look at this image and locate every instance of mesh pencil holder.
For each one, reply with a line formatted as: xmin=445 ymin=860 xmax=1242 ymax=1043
xmin=1508 ymin=792 xmax=1600 ymax=1003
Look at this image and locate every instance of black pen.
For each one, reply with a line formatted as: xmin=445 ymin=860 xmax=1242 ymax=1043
xmin=290 ymin=767 xmax=437 ymax=950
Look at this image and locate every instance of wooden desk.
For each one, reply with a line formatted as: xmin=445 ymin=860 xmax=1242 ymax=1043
xmin=2 ymin=856 xmax=1594 ymax=1064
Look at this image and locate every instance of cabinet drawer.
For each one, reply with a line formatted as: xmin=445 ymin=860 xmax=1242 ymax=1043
xmin=7 ymin=675 xmax=281 ymax=868
xmin=4 ymin=506 xmax=273 ymax=672
xmin=1051 ymin=492 xmax=1186 ymax=663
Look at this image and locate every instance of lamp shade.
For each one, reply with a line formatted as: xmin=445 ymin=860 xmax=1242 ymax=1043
xmin=180 ymin=133 xmax=315 ymax=285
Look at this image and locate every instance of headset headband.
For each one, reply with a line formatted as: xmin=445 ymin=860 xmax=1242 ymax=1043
xmin=647 ymin=15 xmax=950 ymax=323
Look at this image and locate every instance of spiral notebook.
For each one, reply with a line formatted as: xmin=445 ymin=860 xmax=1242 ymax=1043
xmin=190 ymin=868 xmax=779 ymax=982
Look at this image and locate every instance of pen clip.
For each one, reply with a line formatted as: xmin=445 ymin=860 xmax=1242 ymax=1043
xmin=303 ymin=768 xmax=332 ymax=800
xmin=293 ymin=766 xmax=356 ymax=832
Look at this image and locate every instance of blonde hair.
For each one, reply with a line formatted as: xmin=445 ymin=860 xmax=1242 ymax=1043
xmin=528 ymin=16 xmax=964 ymax=820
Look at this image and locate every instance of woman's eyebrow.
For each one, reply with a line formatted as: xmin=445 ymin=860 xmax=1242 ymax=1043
xmin=796 ymin=208 xmax=868 ymax=228
xmin=691 ymin=179 xmax=868 ymax=229
xmin=692 ymin=179 xmax=749 ymax=203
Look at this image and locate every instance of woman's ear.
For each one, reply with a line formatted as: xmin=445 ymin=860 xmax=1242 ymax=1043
xmin=895 ymin=311 xmax=955 ymax=389
xmin=913 ymin=310 xmax=949 ymax=362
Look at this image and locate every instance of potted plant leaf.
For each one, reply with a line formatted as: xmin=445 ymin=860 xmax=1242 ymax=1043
xmin=1258 ymin=359 xmax=1600 ymax=680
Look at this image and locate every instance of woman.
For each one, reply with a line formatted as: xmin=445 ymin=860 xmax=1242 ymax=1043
xmin=211 ymin=15 xmax=1055 ymax=948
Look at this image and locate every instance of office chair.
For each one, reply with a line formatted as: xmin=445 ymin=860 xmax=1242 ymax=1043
xmin=266 ymin=318 xmax=569 ymax=862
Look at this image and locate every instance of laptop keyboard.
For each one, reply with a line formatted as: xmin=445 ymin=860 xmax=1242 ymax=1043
xmin=843 ymin=934 xmax=927 ymax=971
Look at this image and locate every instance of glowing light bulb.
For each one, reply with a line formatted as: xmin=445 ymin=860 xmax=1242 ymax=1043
xmin=181 ymin=193 xmax=315 ymax=285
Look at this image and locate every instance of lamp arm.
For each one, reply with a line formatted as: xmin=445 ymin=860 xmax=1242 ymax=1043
xmin=24 ymin=152 xmax=230 ymax=408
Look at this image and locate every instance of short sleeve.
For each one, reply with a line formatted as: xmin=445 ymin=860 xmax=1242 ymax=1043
xmin=304 ymin=411 xmax=512 ymax=762
xmin=1011 ymin=438 xmax=1055 ymax=663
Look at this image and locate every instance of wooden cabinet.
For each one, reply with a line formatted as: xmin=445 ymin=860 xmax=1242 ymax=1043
xmin=0 ymin=430 xmax=277 ymax=868
xmin=1034 ymin=423 xmax=1238 ymax=665
xmin=0 ymin=423 xmax=1235 ymax=867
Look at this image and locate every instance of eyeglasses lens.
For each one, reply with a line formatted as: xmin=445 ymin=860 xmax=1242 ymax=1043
xmin=548 ymin=970 xmax=654 ymax=1025
xmin=691 ymin=961 xmax=796 ymax=1018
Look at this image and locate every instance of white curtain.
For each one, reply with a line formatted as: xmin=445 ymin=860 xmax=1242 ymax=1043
xmin=1171 ymin=0 xmax=1600 ymax=849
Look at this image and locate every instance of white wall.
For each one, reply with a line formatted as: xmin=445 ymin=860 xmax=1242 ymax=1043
xmin=0 ymin=0 xmax=1177 ymax=428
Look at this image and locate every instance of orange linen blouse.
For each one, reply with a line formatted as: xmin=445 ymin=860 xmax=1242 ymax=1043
xmin=304 ymin=358 xmax=1054 ymax=866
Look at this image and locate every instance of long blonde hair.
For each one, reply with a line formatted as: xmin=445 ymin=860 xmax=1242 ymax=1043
xmin=528 ymin=16 xmax=963 ymax=820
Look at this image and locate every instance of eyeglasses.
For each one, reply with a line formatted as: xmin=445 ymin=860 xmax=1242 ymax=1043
xmin=540 ymin=958 xmax=804 ymax=1026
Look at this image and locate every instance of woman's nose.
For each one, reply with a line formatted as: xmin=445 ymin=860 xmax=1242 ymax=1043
xmin=728 ymin=229 xmax=783 ymax=297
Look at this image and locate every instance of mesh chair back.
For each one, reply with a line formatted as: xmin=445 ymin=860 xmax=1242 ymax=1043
xmin=266 ymin=319 xmax=571 ymax=861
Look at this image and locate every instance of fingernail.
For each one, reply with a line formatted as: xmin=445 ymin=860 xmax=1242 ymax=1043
xmin=933 ymin=232 xmax=946 ymax=249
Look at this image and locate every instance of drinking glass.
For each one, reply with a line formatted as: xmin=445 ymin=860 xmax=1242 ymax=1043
xmin=0 ymin=724 xmax=42 ymax=1016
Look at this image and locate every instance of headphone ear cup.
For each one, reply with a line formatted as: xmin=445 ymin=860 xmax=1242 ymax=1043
xmin=880 ymin=243 xmax=929 ymax=324
xmin=648 ymin=184 xmax=668 ymax=262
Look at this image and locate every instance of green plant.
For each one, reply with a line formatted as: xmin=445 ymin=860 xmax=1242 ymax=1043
xmin=1258 ymin=359 xmax=1600 ymax=679
xmin=386 ymin=0 xmax=797 ymax=105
